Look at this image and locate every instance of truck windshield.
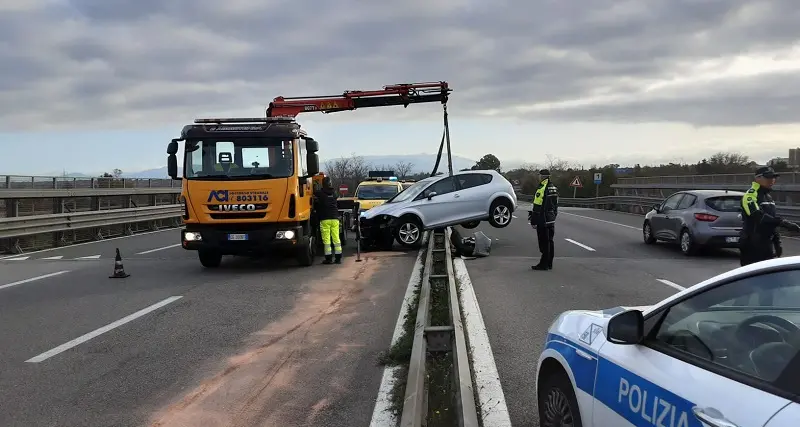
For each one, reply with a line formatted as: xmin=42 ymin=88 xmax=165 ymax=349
xmin=184 ymin=138 xmax=294 ymax=180
xmin=355 ymin=185 xmax=399 ymax=200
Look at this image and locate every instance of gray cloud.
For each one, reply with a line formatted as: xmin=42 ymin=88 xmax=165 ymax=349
xmin=1 ymin=0 xmax=798 ymax=130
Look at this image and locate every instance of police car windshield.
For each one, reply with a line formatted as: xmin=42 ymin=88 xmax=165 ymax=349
xmin=355 ymin=185 xmax=399 ymax=200
xmin=184 ymin=138 xmax=293 ymax=180
xmin=386 ymin=178 xmax=434 ymax=203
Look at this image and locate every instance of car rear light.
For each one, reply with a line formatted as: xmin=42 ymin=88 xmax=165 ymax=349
xmin=694 ymin=213 xmax=718 ymax=222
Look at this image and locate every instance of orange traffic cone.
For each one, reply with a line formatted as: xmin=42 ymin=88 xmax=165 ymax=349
xmin=109 ymin=248 xmax=130 ymax=278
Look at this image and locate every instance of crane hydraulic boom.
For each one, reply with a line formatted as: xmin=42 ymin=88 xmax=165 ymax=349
xmin=266 ymin=81 xmax=451 ymax=117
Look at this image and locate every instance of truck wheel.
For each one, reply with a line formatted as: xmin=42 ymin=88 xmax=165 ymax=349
xmin=198 ymin=250 xmax=222 ymax=268
xmin=297 ymin=236 xmax=315 ymax=266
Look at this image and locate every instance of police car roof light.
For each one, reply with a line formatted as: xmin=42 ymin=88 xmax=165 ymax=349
xmin=194 ymin=117 xmax=295 ymax=124
xmin=388 ymin=177 xmax=398 ymax=181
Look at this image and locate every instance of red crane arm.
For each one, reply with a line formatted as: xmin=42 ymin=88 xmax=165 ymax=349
xmin=266 ymin=81 xmax=451 ymax=117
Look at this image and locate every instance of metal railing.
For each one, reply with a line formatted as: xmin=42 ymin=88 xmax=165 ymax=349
xmin=516 ymin=194 xmax=800 ymax=222
xmin=400 ymin=228 xmax=479 ymax=427
xmin=1 ymin=178 xmax=182 ymax=253
xmin=614 ymin=173 xmax=800 ymax=192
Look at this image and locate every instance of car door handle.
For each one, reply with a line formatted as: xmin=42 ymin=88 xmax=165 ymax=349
xmin=454 ymin=194 xmax=460 ymax=198
xmin=692 ymin=407 xmax=739 ymax=427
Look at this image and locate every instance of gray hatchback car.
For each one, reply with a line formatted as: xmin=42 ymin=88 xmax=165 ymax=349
xmin=643 ymin=189 xmax=745 ymax=255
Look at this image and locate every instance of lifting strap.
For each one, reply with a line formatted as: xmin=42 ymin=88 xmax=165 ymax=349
xmin=429 ymin=103 xmax=454 ymax=177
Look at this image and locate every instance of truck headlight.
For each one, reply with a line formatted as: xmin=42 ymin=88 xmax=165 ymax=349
xmin=184 ymin=232 xmax=202 ymax=241
xmin=276 ymin=230 xmax=295 ymax=239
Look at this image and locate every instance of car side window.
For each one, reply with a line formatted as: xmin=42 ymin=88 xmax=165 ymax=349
xmin=415 ymin=177 xmax=456 ymax=200
xmin=648 ymin=269 xmax=800 ymax=393
xmin=480 ymin=173 xmax=493 ymax=184
xmin=661 ymin=193 xmax=685 ymax=212
xmin=456 ymin=174 xmax=485 ymax=190
xmin=676 ymin=194 xmax=696 ymax=210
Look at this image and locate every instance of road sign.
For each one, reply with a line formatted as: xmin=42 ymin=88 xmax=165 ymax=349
xmin=569 ymin=176 xmax=583 ymax=187
xmin=593 ymin=173 xmax=602 ymax=184
xmin=338 ymin=185 xmax=348 ymax=194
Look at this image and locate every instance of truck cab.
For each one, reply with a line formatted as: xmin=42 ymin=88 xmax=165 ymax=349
xmin=166 ymin=117 xmax=321 ymax=268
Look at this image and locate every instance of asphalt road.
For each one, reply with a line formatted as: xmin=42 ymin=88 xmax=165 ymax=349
xmin=459 ymin=205 xmax=800 ymax=427
xmin=0 ymin=230 xmax=418 ymax=427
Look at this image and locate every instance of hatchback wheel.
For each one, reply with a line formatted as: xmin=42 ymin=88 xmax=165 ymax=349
xmin=643 ymin=221 xmax=656 ymax=244
xmin=538 ymin=370 xmax=583 ymax=427
xmin=394 ymin=217 xmax=423 ymax=248
xmin=488 ymin=199 xmax=513 ymax=228
xmin=680 ymin=229 xmax=698 ymax=256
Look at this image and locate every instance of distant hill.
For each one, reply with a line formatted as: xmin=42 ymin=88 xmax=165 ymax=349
xmin=118 ymin=153 xmax=479 ymax=178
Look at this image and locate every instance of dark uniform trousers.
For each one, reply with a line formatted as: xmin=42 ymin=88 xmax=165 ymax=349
xmin=536 ymin=225 xmax=555 ymax=268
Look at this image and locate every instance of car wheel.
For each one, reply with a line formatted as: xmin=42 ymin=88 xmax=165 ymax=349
xmin=679 ymin=228 xmax=698 ymax=256
xmin=643 ymin=221 xmax=656 ymax=244
xmin=488 ymin=198 xmax=513 ymax=228
xmin=538 ymin=369 xmax=584 ymax=427
xmin=198 ymin=249 xmax=222 ymax=268
xmin=394 ymin=216 xmax=423 ymax=248
xmin=461 ymin=220 xmax=481 ymax=229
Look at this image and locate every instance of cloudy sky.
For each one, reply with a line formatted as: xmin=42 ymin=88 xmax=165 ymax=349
xmin=2 ymin=0 xmax=799 ymax=175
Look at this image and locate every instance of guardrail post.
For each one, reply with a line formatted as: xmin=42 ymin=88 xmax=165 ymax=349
xmin=6 ymin=199 xmax=19 ymax=217
xmin=4 ymin=175 xmax=9 ymax=189
xmin=52 ymin=177 xmax=57 ymax=189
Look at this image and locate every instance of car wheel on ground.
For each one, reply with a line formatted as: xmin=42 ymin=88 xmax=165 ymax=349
xmin=488 ymin=198 xmax=513 ymax=228
xmin=198 ymin=249 xmax=222 ymax=268
xmin=679 ymin=228 xmax=698 ymax=256
xmin=461 ymin=220 xmax=481 ymax=229
xmin=537 ymin=368 xmax=584 ymax=427
xmin=394 ymin=216 xmax=423 ymax=248
xmin=643 ymin=221 xmax=656 ymax=244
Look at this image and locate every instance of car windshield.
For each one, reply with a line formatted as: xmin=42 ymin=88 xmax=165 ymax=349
xmin=184 ymin=138 xmax=294 ymax=180
xmin=385 ymin=178 xmax=435 ymax=203
xmin=355 ymin=185 xmax=399 ymax=200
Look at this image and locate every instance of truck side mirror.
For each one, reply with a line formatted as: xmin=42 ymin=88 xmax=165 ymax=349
xmin=307 ymin=153 xmax=320 ymax=176
xmin=167 ymin=140 xmax=180 ymax=180
xmin=305 ymin=138 xmax=319 ymax=153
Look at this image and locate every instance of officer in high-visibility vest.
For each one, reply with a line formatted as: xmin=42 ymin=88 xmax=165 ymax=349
xmin=529 ymin=169 xmax=559 ymax=270
xmin=314 ymin=176 xmax=343 ymax=264
xmin=740 ymin=166 xmax=800 ymax=266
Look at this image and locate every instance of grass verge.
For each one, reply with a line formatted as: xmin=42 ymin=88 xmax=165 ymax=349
xmin=427 ymin=352 xmax=456 ymax=426
xmin=376 ymin=246 xmax=427 ymax=421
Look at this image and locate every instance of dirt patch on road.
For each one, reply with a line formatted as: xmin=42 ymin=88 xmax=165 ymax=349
xmin=148 ymin=254 xmax=397 ymax=427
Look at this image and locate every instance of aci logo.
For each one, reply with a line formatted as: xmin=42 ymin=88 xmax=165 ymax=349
xmin=207 ymin=190 xmax=229 ymax=202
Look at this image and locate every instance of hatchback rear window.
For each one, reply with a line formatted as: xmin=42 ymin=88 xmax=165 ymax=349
xmin=705 ymin=196 xmax=741 ymax=212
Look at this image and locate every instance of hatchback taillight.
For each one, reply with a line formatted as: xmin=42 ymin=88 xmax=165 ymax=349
xmin=694 ymin=213 xmax=718 ymax=222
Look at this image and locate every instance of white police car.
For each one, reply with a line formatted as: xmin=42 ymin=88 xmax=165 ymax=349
xmin=536 ymin=256 xmax=800 ymax=427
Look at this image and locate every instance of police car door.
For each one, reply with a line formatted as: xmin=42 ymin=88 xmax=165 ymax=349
xmin=593 ymin=269 xmax=800 ymax=427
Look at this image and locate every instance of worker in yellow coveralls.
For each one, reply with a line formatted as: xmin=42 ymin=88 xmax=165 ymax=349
xmin=314 ymin=177 xmax=342 ymax=264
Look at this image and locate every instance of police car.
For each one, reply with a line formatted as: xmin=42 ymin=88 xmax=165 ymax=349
xmin=536 ymin=256 xmax=800 ymax=427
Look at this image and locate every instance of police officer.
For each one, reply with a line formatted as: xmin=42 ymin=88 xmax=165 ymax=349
xmin=740 ymin=166 xmax=800 ymax=266
xmin=314 ymin=177 xmax=343 ymax=264
xmin=530 ymin=169 xmax=559 ymax=270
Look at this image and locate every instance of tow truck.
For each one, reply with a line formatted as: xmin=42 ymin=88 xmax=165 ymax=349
xmin=166 ymin=82 xmax=451 ymax=268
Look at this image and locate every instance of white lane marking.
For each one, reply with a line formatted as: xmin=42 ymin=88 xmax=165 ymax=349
xmin=76 ymin=255 xmax=101 ymax=260
xmin=42 ymin=256 xmax=64 ymax=260
xmin=512 ymin=215 xmax=518 ymax=219
xmin=0 ymin=271 xmax=71 ymax=291
xmin=26 ymin=296 xmax=183 ymax=363
xmin=560 ymin=212 xmax=639 ymax=230
xmin=5 ymin=256 xmax=30 ymax=260
xmin=565 ymin=238 xmax=596 ymax=251
xmin=453 ymin=257 xmax=512 ymax=427
xmin=136 ymin=243 xmax=181 ymax=255
xmin=0 ymin=227 xmax=183 ymax=260
xmin=369 ymin=232 xmax=429 ymax=427
xmin=657 ymin=279 xmax=686 ymax=291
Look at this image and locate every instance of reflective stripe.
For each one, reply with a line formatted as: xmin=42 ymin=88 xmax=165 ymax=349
xmin=545 ymin=333 xmax=701 ymax=427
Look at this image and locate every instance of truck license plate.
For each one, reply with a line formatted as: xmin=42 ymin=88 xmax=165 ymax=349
xmin=725 ymin=236 xmax=739 ymax=243
xmin=228 ymin=234 xmax=248 ymax=241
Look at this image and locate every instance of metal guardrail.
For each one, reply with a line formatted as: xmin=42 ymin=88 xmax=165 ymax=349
xmin=400 ymin=227 xmax=479 ymax=427
xmin=617 ymin=172 xmax=800 ymax=186
xmin=517 ymin=194 xmax=800 ymax=222
xmin=1 ymin=175 xmax=177 ymax=189
xmin=0 ymin=205 xmax=182 ymax=239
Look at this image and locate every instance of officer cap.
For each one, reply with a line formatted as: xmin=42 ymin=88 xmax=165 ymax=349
xmin=755 ymin=166 xmax=780 ymax=178
xmin=539 ymin=169 xmax=550 ymax=176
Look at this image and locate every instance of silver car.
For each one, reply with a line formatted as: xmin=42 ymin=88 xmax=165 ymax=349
xmin=643 ymin=189 xmax=745 ymax=255
xmin=359 ymin=170 xmax=518 ymax=248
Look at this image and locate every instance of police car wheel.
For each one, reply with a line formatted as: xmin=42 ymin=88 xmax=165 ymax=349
xmin=538 ymin=371 xmax=583 ymax=427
